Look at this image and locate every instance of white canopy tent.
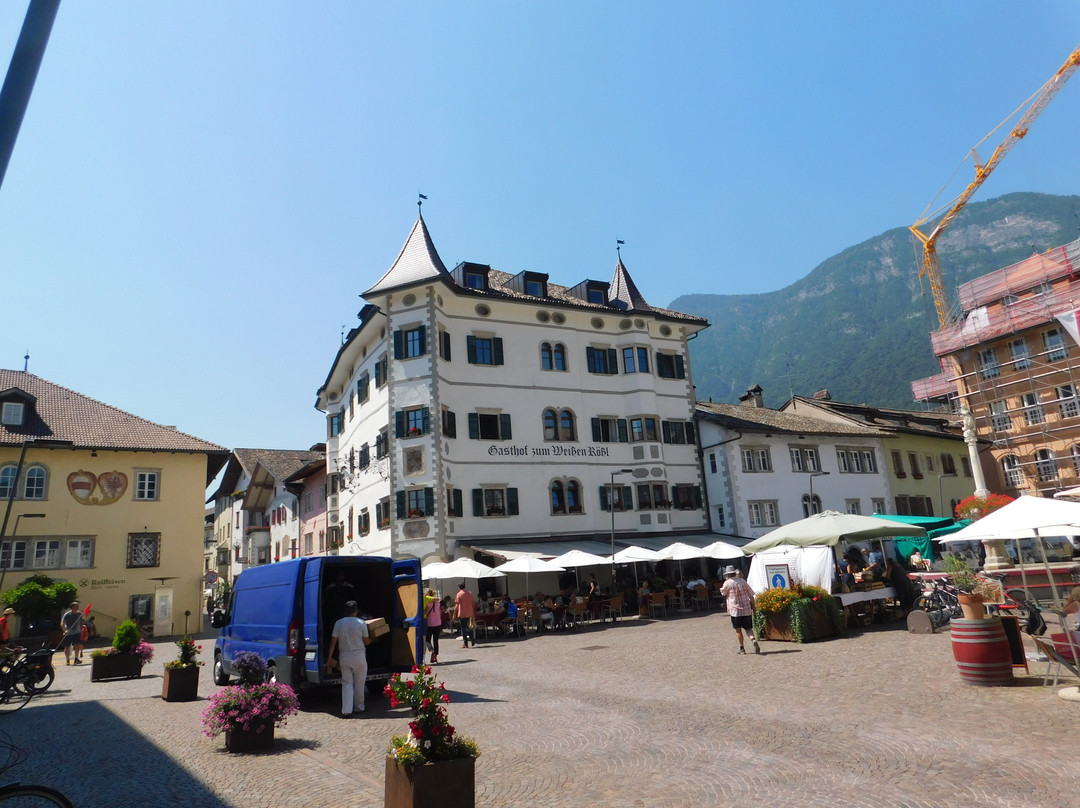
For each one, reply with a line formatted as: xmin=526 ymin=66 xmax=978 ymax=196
xmin=492 ymin=557 xmax=565 ymax=599
xmin=747 ymin=545 xmax=835 ymax=594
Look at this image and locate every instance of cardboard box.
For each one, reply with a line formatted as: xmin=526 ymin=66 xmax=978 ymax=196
xmin=367 ymin=617 xmax=389 ymax=638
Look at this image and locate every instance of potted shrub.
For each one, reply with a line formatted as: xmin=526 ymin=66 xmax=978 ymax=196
xmin=201 ymin=651 xmax=299 ymax=752
xmin=162 ymin=635 xmax=203 ymax=702
xmin=90 ymin=619 xmax=154 ymax=681
xmin=941 ymin=554 xmax=986 ymax=619
xmin=384 ymin=665 xmax=480 ymax=808
xmin=752 ymin=583 xmax=843 ymax=642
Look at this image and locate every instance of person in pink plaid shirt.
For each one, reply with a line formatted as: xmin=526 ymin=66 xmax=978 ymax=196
xmin=720 ymin=566 xmax=759 ymax=655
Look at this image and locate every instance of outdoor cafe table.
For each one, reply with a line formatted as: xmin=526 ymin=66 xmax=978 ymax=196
xmin=835 ymin=587 xmax=897 ymax=607
xmin=473 ymin=610 xmax=507 ymax=638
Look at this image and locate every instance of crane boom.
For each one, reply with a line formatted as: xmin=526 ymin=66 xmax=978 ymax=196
xmin=911 ymin=45 xmax=1080 ymax=329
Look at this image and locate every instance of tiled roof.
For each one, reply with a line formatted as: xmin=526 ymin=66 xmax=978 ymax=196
xmin=788 ymin=396 xmax=964 ymax=439
xmin=696 ymin=401 xmax=885 ymax=437
xmin=234 ymin=448 xmax=325 ymax=484
xmin=609 ymin=257 xmax=652 ymax=312
xmin=361 ymin=218 xmax=707 ymax=326
xmin=363 ymin=214 xmax=452 ymax=296
xmin=0 ymin=370 xmax=228 ymax=454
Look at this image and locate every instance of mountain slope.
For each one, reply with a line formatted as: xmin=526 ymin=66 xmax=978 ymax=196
xmin=674 ymin=192 xmax=1080 ymax=408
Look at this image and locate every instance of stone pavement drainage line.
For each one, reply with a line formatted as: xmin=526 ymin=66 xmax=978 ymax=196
xmin=577 ymin=646 xmax=608 ymax=651
xmin=285 ymin=742 xmax=384 ymax=791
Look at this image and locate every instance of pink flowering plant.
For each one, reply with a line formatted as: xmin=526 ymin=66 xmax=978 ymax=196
xmin=384 ymin=665 xmax=479 ymax=768
xmin=200 ymin=651 xmax=299 ymax=738
xmin=89 ymin=618 xmax=154 ymax=664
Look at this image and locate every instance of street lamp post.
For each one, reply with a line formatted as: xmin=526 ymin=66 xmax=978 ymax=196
xmin=807 ymin=471 xmax=830 ymax=515
xmin=0 ymin=512 xmax=45 ymax=595
xmin=609 ymin=468 xmax=634 ymax=586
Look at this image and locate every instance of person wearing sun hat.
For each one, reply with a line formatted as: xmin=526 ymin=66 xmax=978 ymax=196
xmin=0 ymin=607 xmax=14 ymax=649
xmin=720 ymin=565 xmax=760 ymax=655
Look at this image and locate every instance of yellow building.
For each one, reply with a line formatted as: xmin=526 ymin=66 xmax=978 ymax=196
xmin=0 ymin=371 xmax=228 ymax=640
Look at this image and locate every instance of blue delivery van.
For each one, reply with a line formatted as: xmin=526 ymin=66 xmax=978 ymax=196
xmin=212 ymin=556 xmax=424 ymax=690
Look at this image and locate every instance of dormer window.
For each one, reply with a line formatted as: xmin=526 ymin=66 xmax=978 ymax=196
xmin=526 ymin=279 xmax=545 ymax=297
xmin=465 ymin=271 xmax=485 ymax=290
xmin=1 ymin=402 xmax=24 ymax=426
xmin=586 ymin=285 xmax=606 ymax=304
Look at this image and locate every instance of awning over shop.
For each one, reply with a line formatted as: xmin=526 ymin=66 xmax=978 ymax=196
xmin=615 ymin=534 xmax=724 ymax=552
xmin=465 ymin=539 xmax=614 ymax=562
xmin=869 ymin=514 xmax=968 ymax=562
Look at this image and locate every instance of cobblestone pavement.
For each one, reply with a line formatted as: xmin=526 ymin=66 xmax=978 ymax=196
xmin=4 ymin=613 xmax=1077 ymax=808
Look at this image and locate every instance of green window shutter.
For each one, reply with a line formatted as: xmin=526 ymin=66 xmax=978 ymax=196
xmin=500 ymin=413 xmax=512 ymax=440
xmin=424 ymin=487 xmax=434 ymax=515
xmin=374 ymin=362 xmax=382 ymax=387
xmin=393 ymin=329 xmax=404 ymax=360
xmin=506 ymin=488 xmax=519 ymax=516
xmin=686 ymin=422 xmax=696 ymax=445
xmin=493 ymin=337 xmax=504 ymax=366
xmin=693 ymin=485 xmax=703 ymax=509
xmin=396 ymin=491 xmax=405 ymax=519
xmin=675 ymin=355 xmax=685 ymax=379
xmin=472 ymin=488 xmax=483 ymax=517
xmin=468 ymin=412 xmax=480 ymax=439
xmin=662 ymin=421 xmax=672 ymax=444
xmin=417 ymin=325 xmax=427 ymax=355
xmin=599 ymin=485 xmax=609 ymax=511
xmin=623 ymin=485 xmax=633 ymax=508
xmin=591 ymin=417 xmax=601 ymax=442
xmin=422 ymin=407 xmax=431 ymax=434
xmin=453 ymin=488 xmax=463 ymax=517
xmin=607 ymin=348 xmax=618 ymax=374
xmin=442 ymin=330 xmax=451 ymax=361
xmin=586 ymin=346 xmax=596 ymax=373
xmin=467 ymin=335 xmax=477 ymax=364
xmin=446 ymin=410 xmax=457 ymax=438
xmin=395 ymin=410 xmax=405 ymax=438
xmin=617 ymin=419 xmax=628 ymax=443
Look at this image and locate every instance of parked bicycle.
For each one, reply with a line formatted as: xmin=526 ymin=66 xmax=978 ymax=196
xmin=0 ymin=731 xmax=74 ymax=806
xmin=0 ymin=645 xmax=55 ymax=714
xmin=913 ymin=576 xmax=962 ymax=629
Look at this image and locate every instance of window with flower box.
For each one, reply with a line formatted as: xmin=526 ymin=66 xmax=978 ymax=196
xmin=396 ymin=487 xmax=435 ymax=519
xmin=550 ymin=479 xmax=583 ymax=514
xmin=396 ymin=406 xmax=431 ymax=438
xmin=376 ymin=497 xmax=391 ymax=529
xmin=599 ymin=484 xmax=633 ymax=512
xmin=472 ymin=487 xmax=518 ymax=517
xmin=672 ymin=484 xmax=702 ymax=510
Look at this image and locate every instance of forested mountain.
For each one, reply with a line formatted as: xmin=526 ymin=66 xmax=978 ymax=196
xmin=674 ymin=192 xmax=1080 ymax=409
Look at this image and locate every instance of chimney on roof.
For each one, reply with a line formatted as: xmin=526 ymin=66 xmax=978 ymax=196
xmin=813 ymin=389 xmax=831 ymax=401
xmin=739 ymin=384 xmax=764 ymax=408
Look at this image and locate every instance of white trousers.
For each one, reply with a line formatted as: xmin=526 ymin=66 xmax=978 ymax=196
xmin=338 ymin=649 xmax=368 ymax=715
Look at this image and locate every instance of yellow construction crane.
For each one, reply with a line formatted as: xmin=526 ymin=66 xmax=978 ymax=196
xmin=911 ymin=44 xmax=1080 ymax=330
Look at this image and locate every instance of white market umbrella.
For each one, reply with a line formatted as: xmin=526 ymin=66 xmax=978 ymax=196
xmin=551 ymin=549 xmax=610 ymax=592
xmin=742 ymin=511 xmax=926 ymax=554
xmin=658 ymin=541 xmax=708 ymax=583
xmin=610 ymin=545 xmax=664 ymax=588
xmin=493 ymin=557 xmax=565 ymax=598
xmin=430 ymin=557 xmax=506 ymax=582
xmin=700 ymin=539 xmax=746 ymax=560
xmin=421 ymin=560 xmax=449 ymax=580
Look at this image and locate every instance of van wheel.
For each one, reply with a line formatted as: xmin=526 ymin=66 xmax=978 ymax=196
xmin=213 ymin=653 xmax=230 ymax=686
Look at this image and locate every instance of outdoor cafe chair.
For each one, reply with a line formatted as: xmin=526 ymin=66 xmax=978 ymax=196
xmin=648 ymin=592 xmax=668 ymax=619
xmin=601 ymin=594 xmax=624 ymax=623
xmin=569 ymin=598 xmax=588 ymax=629
xmin=692 ymin=586 xmax=710 ymax=612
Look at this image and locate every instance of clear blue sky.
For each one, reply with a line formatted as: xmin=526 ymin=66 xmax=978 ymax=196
xmin=2 ymin=2 xmax=1079 ymax=451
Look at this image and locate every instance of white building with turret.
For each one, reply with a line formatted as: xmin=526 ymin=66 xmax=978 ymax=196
xmin=315 ymin=214 xmax=710 ymax=565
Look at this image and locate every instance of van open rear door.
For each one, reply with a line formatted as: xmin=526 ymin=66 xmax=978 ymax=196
xmin=392 ymin=558 xmax=425 ymax=668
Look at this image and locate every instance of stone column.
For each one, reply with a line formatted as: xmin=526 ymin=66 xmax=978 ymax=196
xmin=961 ymin=405 xmax=1011 ymax=571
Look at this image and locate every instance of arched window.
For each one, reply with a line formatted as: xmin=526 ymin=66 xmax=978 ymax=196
xmin=540 ymin=342 xmax=553 ymax=371
xmin=1035 ymin=448 xmax=1058 ymax=482
xmin=559 ymin=409 xmax=575 ymax=441
xmin=1002 ymin=455 xmax=1023 ymax=488
xmin=0 ymin=465 xmax=15 ymax=500
xmin=550 ymin=480 xmax=565 ymax=514
xmin=553 ymin=343 xmax=566 ymax=371
xmin=23 ymin=465 xmax=47 ymax=500
xmin=566 ymin=480 xmax=581 ymax=513
xmin=543 ymin=409 xmax=558 ymax=441
xmin=801 ymin=493 xmax=822 ymax=518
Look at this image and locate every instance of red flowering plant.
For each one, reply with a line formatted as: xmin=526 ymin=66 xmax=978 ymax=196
xmin=954 ymin=493 xmax=1014 ymax=522
xmin=384 ymin=665 xmax=479 ymax=768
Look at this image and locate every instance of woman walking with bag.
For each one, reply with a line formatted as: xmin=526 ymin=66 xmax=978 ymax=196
xmin=423 ymin=588 xmax=442 ymax=664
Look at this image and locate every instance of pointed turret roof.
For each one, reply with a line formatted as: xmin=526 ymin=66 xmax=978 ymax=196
xmin=363 ymin=214 xmax=451 ymax=297
xmin=609 ymin=257 xmax=652 ymax=312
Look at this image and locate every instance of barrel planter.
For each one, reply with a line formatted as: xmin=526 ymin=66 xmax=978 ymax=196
xmin=950 ymin=617 xmax=1013 ymax=686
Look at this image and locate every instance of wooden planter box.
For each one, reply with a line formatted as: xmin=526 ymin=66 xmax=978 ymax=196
xmin=162 ymin=665 xmax=200 ymax=702
xmin=761 ymin=603 xmax=837 ymax=643
xmin=224 ymin=718 xmax=276 ymax=753
xmin=385 ymin=756 xmax=475 ymax=808
xmin=90 ymin=653 xmax=144 ymax=681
